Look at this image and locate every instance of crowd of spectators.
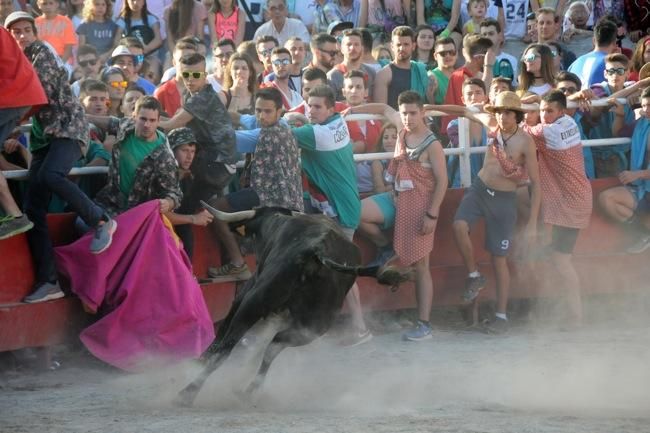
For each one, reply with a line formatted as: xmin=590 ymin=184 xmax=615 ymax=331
xmin=2 ymin=0 xmax=650 ymax=343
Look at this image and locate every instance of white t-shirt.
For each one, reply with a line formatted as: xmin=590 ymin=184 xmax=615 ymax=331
xmin=502 ymin=0 xmax=529 ymax=40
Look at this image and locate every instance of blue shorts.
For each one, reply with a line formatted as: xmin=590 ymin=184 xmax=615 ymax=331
xmin=371 ymin=192 xmax=396 ymax=230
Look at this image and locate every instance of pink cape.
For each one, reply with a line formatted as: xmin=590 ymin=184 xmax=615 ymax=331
xmin=55 ymin=201 xmax=215 ymax=371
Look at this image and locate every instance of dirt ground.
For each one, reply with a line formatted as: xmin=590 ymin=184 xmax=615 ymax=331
xmin=1 ymin=293 xmax=649 ymax=433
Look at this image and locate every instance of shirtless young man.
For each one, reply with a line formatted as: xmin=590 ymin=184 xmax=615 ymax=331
xmin=431 ymin=91 xmax=541 ymax=332
xmin=346 ymin=91 xmax=448 ymax=341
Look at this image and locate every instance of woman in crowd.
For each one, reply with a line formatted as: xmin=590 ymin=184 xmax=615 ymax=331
xmin=164 ymin=0 xmax=208 ymax=55
xmin=221 ymin=53 xmax=257 ymax=114
xmin=237 ymin=41 xmax=265 ymax=77
xmin=630 ymin=36 xmax=650 ymax=82
xmin=517 ymin=43 xmax=555 ymax=96
xmin=101 ymin=66 xmax=128 ymax=117
xmin=66 ymin=0 xmax=84 ymax=28
xmin=208 ymin=0 xmax=245 ymax=47
xmin=413 ymin=24 xmax=436 ymax=70
xmin=116 ymin=0 xmax=163 ymax=58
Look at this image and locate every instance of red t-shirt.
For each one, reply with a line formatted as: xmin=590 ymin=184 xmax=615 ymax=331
xmin=154 ymin=78 xmax=182 ymax=117
xmin=441 ymin=66 xmax=474 ymax=135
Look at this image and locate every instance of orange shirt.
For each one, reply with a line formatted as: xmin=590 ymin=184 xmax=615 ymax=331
xmin=35 ymin=15 xmax=77 ymax=57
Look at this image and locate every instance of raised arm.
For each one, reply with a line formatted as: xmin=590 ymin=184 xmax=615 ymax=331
xmin=346 ymin=103 xmax=401 ymax=128
xmin=159 ymin=108 xmax=194 ymax=131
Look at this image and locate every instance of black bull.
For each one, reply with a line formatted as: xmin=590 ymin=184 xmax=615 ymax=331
xmin=174 ymin=204 xmax=412 ymax=407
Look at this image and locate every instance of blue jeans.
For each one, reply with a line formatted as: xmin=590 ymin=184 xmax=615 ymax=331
xmin=25 ymin=138 xmax=105 ymax=283
xmin=0 ymin=107 xmax=26 ymax=145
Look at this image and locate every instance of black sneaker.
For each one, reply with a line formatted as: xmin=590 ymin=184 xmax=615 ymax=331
xmin=483 ymin=317 xmax=509 ymax=334
xmin=0 ymin=214 xmax=34 ymax=240
xmin=23 ymin=281 xmax=65 ymax=303
xmin=461 ymin=274 xmax=486 ymax=304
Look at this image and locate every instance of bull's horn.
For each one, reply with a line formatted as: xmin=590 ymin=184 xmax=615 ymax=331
xmin=200 ymin=200 xmax=256 ymax=222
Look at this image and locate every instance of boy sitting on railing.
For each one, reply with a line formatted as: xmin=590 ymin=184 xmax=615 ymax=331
xmin=598 ymin=87 xmax=650 ymax=255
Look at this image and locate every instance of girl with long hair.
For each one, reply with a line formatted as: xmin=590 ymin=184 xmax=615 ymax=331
xmin=413 ymin=24 xmax=436 ymax=70
xmin=517 ymin=43 xmax=555 ymax=96
xmin=78 ymin=0 xmax=121 ymax=62
xmin=66 ymin=0 xmax=84 ymax=28
xmin=164 ymin=0 xmax=208 ymax=53
xmin=101 ymin=66 xmax=129 ymax=116
xmin=630 ymin=36 xmax=650 ymax=82
xmin=208 ymin=0 xmax=245 ymax=47
xmin=116 ymin=0 xmax=163 ymax=57
xmin=221 ymin=53 xmax=257 ymax=114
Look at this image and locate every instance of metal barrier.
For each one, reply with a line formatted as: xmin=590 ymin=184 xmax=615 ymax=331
xmin=1 ymin=98 xmax=634 ymax=188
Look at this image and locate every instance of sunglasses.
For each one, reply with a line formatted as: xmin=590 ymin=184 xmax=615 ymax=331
xmin=523 ymin=52 xmax=539 ymax=62
xmin=258 ymin=48 xmax=274 ymax=56
xmin=79 ymin=59 xmax=97 ymax=67
xmin=557 ymin=86 xmax=578 ymax=95
xmin=109 ymin=80 xmax=128 ymax=89
xmin=472 ymin=52 xmax=486 ymax=58
xmin=135 ymin=54 xmax=144 ymax=65
xmin=320 ymin=49 xmax=339 ymax=58
xmin=437 ymin=49 xmax=456 ymax=57
xmin=272 ymin=58 xmax=291 ymax=66
xmin=181 ymin=71 xmax=207 ymax=79
xmin=605 ymin=67 xmax=626 ymax=76
xmin=215 ymin=51 xmax=233 ymax=59
xmin=550 ymin=49 xmax=558 ymax=57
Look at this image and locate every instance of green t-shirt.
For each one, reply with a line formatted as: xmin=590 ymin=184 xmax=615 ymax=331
xmin=292 ymin=114 xmax=360 ymax=229
xmin=118 ymin=131 xmax=165 ymax=198
xmin=30 ymin=117 xmax=50 ymax=152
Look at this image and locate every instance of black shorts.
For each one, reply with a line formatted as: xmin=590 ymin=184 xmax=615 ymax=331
xmin=550 ymin=225 xmax=580 ymax=254
xmin=226 ymin=188 xmax=260 ymax=212
xmin=454 ymin=177 xmax=517 ymax=256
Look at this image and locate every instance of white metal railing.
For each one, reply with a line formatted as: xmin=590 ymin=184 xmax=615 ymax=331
xmin=1 ymin=98 xmax=634 ymax=187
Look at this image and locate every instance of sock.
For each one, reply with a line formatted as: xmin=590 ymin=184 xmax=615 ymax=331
xmin=495 ymin=313 xmax=508 ymax=321
xmin=418 ymin=319 xmax=431 ymax=327
xmin=468 ymin=271 xmax=480 ymax=278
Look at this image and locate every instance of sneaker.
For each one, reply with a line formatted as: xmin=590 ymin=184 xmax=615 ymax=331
xmin=90 ymin=217 xmax=117 ymax=254
xmin=340 ymin=328 xmax=373 ymax=347
xmin=461 ymin=274 xmax=487 ymax=304
xmin=402 ymin=321 xmax=433 ymax=341
xmin=482 ymin=317 xmax=509 ymax=334
xmin=207 ymin=262 xmax=252 ymax=280
xmin=626 ymin=235 xmax=650 ymax=254
xmin=0 ymin=215 xmax=34 ymax=240
xmin=23 ymin=281 xmax=64 ymax=303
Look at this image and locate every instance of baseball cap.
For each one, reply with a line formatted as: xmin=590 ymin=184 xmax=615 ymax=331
xmin=168 ymin=127 xmax=197 ymax=150
xmin=327 ymin=21 xmax=354 ymax=35
xmin=109 ymin=45 xmax=137 ymax=65
xmin=4 ymin=11 xmax=35 ymax=29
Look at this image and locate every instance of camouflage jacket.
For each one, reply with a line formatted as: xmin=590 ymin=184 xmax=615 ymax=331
xmin=94 ymin=117 xmax=182 ymax=216
xmin=24 ymin=40 xmax=88 ymax=150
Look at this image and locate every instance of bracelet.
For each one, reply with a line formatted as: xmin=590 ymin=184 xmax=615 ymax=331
xmin=425 ymin=211 xmax=438 ymax=220
xmin=440 ymin=29 xmax=451 ymax=38
xmin=190 ymin=215 xmax=196 ymax=224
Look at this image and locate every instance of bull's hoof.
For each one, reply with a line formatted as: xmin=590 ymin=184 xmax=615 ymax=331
xmin=173 ymin=387 xmax=198 ymax=408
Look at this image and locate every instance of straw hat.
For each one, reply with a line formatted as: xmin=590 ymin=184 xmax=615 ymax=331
xmin=484 ymin=91 xmax=524 ymax=113
xmin=639 ymin=62 xmax=650 ymax=81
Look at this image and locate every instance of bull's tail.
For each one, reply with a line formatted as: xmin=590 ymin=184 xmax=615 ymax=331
xmin=319 ymin=257 xmax=414 ymax=289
